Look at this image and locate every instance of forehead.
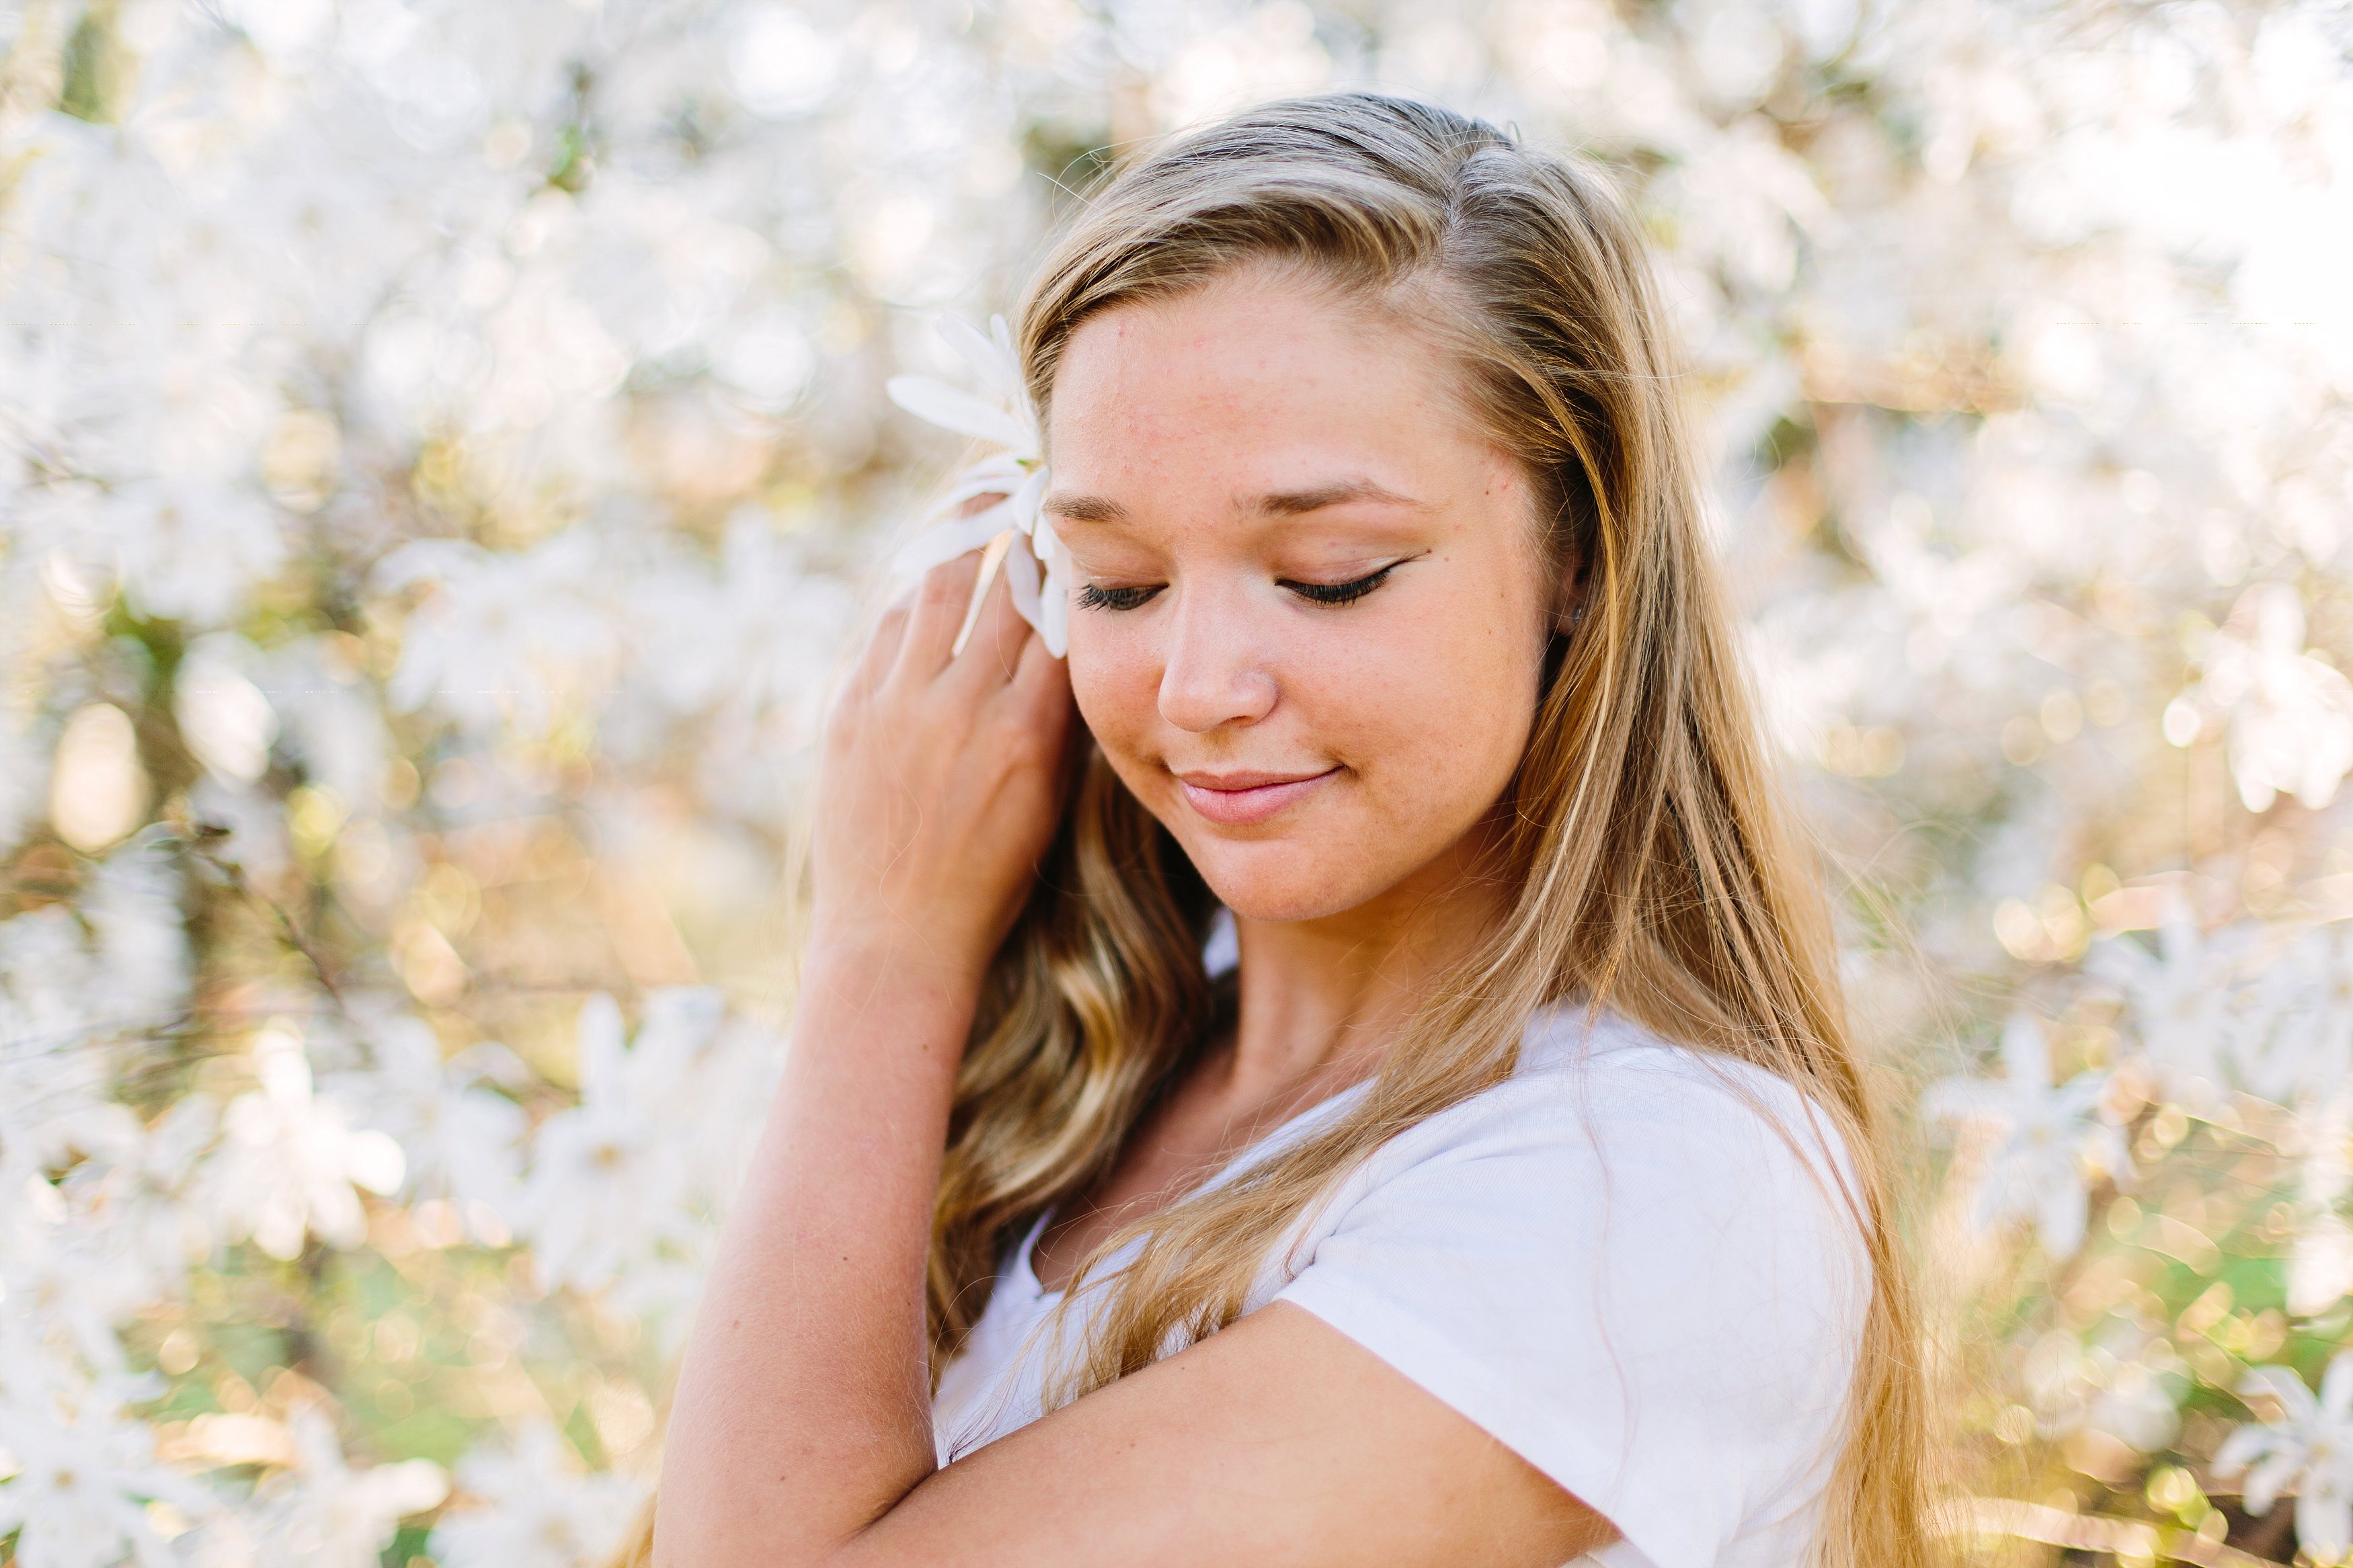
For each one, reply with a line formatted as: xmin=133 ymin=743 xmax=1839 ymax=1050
xmin=1044 ymin=270 xmax=1488 ymax=499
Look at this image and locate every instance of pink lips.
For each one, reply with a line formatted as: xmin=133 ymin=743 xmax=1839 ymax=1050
xmin=1174 ymin=766 xmax=1341 ymax=826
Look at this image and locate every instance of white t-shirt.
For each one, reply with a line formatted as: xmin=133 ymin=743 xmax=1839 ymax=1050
xmin=931 ymin=1005 xmax=1869 ymax=1568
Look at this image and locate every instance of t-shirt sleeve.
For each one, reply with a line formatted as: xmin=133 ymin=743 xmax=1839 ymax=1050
xmin=1270 ymin=1052 xmax=1868 ymax=1568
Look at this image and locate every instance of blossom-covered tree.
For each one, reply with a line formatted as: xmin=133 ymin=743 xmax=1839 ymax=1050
xmin=3 ymin=0 xmax=2350 ymax=1562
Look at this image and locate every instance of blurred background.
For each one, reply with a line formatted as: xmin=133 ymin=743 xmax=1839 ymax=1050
xmin=1 ymin=0 xmax=2350 ymax=1563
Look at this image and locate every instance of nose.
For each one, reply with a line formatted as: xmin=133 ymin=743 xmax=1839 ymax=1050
xmin=1156 ymin=581 xmax=1277 ymax=734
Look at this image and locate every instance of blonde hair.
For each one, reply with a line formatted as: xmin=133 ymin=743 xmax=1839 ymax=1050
xmin=616 ymin=92 xmax=1929 ymax=1568
xmin=947 ymin=93 xmax=1925 ymax=1566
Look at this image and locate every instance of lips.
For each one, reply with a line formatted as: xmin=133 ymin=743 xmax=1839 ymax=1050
xmin=1173 ymin=766 xmax=1341 ymax=826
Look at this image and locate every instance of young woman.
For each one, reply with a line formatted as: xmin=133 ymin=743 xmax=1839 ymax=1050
xmin=649 ymin=94 xmax=1926 ymax=1568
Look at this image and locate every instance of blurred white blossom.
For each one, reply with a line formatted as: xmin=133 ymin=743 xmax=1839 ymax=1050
xmin=427 ymin=1419 xmax=643 ymax=1568
xmin=235 ymin=1409 xmax=448 ymax=1568
xmin=516 ymin=991 xmax=725 ymax=1294
xmin=173 ymin=638 xmax=279 ymax=786
xmin=2024 ymin=1323 xmax=2185 ymax=1452
xmin=2202 ymin=583 xmax=2353 ymax=813
xmin=0 ymin=0 xmax=2347 ymax=1551
xmin=2087 ymin=905 xmax=2237 ymax=1105
xmin=2217 ymin=1354 xmax=2353 ymax=1562
xmin=888 ymin=316 xmax=1068 ymax=656
xmin=0 ymin=1382 xmax=196 ymax=1568
xmin=327 ymin=1014 xmax=524 ymax=1241
xmin=1924 ymin=1014 xmax=2130 ymax=1257
xmin=210 ymin=1031 xmax=406 ymax=1261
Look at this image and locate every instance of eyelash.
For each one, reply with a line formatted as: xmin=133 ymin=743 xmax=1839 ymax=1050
xmin=1074 ymin=582 xmax=1160 ymax=612
xmin=1281 ymin=564 xmax=1398 ymax=606
xmin=1074 ymin=564 xmax=1401 ymax=614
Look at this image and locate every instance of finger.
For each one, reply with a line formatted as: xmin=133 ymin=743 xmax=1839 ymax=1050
xmin=949 ymin=532 xmax=1014 ymax=659
xmin=1008 ymin=610 xmax=1071 ymax=710
xmin=848 ymin=595 xmax=914 ymax=698
xmin=951 ymin=552 xmax=1033 ymax=686
xmin=893 ymin=552 xmax=984 ymax=685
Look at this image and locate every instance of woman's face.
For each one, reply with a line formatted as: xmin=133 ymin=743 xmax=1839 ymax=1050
xmin=1049 ymin=267 xmax=1559 ymax=925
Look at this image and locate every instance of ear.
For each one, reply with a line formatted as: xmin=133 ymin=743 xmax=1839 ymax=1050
xmin=1548 ymin=554 xmax=1587 ymax=636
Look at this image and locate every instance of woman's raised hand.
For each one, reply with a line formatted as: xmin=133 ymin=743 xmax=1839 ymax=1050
xmin=809 ymin=550 xmax=1073 ymax=983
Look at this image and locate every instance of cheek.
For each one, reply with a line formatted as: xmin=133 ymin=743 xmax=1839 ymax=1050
xmin=1349 ymin=591 xmax=1542 ymax=801
xmin=1064 ymin=618 xmax=1158 ymax=756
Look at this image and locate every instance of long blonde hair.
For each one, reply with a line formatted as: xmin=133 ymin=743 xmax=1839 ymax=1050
xmin=940 ymin=93 xmax=1926 ymax=1566
xmin=619 ymin=92 xmax=1929 ymax=1568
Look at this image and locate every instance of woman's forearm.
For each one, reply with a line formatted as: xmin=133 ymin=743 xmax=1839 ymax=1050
xmin=655 ymin=552 xmax=1068 ymax=1563
xmin=654 ymin=941 xmax=976 ymax=1567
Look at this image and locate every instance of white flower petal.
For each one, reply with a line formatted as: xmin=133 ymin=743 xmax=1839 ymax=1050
xmin=346 ymin=1129 xmax=406 ymax=1196
xmin=2301 ymin=1487 xmax=2353 ymax=1562
xmin=886 ymin=375 xmax=1033 ymax=453
xmin=2036 ymin=1173 xmax=2089 ymax=1257
xmin=938 ymin=315 xmax=1024 ymax=403
xmin=1007 ymin=464 xmax=1049 ymax=536
xmin=933 ymin=455 xmax=1033 ymax=512
xmin=1039 ymin=555 xmax=1069 ymax=658
xmin=1919 ymin=1075 xmax=2011 ymax=1128
xmin=2080 ymin=1123 xmax=2133 ymax=1184
xmin=893 ymin=510 xmax=1012 ymax=577
xmin=577 ymin=994 xmax=628 ymax=1098
xmin=2001 ymin=1013 xmax=2052 ymax=1087
xmin=1002 ymin=532 xmax=1042 ymax=626
xmin=2243 ymin=1364 xmax=2322 ymax=1423
xmin=2212 ymin=1421 xmax=2276 ymax=1480
xmin=2323 ymin=1350 xmax=2353 ymax=1418
xmin=2247 ymin=1448 xmax=2304 ymax=1516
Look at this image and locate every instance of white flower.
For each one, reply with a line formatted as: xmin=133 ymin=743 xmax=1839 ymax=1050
xmin=2216 ymin=1354 xmax=2353 ymax=1563
xmin=633 ymin=513 xmax=858 ymax=729
xmin=1922 ymin=1014 xmax=2130 ymax=1257
xmin=325 ymin=1014 xmax=525 ymax=1241
xmin=2198 ymin=583 xmax=2353 ymax=814
xmin=374 ymin=533 xmax=618 ymax=739
xmin=240 ymin=1408 xmax=448 ymax=1568
xmin=1 ymin=1214 xmax=152 ymax=1374
xmin=514 ymin=993 xmax=719 ymax=1293
xmin=886 ymin=316 xmax=1069 ymax=657
xmin=2085 ymin=901 xmax=2236 ymax=1104
xmin=2237 ymin=925 xmax=2353 ymax=1107
xmin=259 ymin=636 xmax=393 ymax=816
xmin=94 ymin=474 xmax=288 ymax=631
xmin=79 ymin=833 xmax=194 ymax=1029
xmin=0 ymin=1380 xmax=195 ymax=1568
xmin=428 ymin=1419 xmax=643 ymax=1568
xmin=2289 ymin=1097 xmax=2353 ymax=1317
xmin=173 ymin=634 xmax=280 ymax=785
xmin=58 ymin=1094 xmax=221 ymax=1304
xmin=2022 ymin=1324 xmax=2184 ymax=1452
xmin=2295 ymin=1214 xmax=2353 ymax=1321
xmin=209 ymin=1030 xmax=405 ymax=1260
xmin=507 ymin=987 xmax=773 ymax=1311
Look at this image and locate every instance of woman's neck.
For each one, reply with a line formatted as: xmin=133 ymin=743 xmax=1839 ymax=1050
xmin=1220 ymin=823 xmax=1508 ymax=1109
xmin=1027 ymin=825 xmax=1513 ymax=1294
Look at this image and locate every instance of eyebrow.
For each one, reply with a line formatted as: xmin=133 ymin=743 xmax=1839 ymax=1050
xmin=1041 ymin=477 xmax=1421 ymax=525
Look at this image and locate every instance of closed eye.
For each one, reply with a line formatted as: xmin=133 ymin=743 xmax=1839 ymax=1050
xmin=1278 ymin=561 xmax=1403 ymax=606
xmin=1073 ymin=558 xmax=1416 ymax=614
xmin=1074 ymin=582 xmax=1162 ymax=612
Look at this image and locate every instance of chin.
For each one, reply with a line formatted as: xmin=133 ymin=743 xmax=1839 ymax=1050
xmin=1178 ymin=838 xmax=1385 ymax=925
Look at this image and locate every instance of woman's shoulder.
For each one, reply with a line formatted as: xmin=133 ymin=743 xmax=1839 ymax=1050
xmin=1291 ymin=1000 xmax=1872 ymax=1327
xmin=1275 ymin=1003 xmax=1870 ymax=1568
xmin=1377 ymin=1001 xmax=1861 ymax=1204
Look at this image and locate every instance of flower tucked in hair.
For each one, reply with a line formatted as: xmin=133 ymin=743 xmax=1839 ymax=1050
xmin=887 ymin=317 xmax=1069 ymax=657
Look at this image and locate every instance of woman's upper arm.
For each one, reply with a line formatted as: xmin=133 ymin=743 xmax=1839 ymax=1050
xmin=839 ymin=1301 xmax=1613 ymax=1568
